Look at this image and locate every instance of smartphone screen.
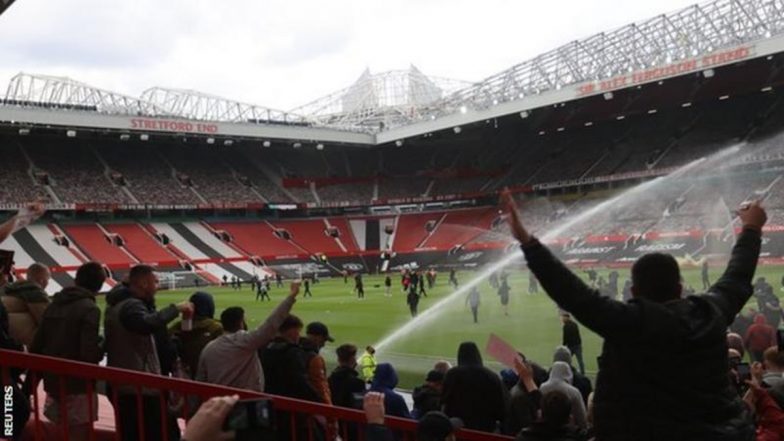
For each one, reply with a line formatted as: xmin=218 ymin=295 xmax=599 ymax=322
xmin=736 ymin=362 xmax=751 ymax=383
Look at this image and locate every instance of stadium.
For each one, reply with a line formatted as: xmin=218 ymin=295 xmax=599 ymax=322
xmin=2 ymin=0 xmax=784 ymax=440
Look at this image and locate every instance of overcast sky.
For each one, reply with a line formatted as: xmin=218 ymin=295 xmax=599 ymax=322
xmin=0 ymin=0 xmax=701 ymax=111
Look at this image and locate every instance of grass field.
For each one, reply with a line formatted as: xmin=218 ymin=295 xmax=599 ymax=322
xmin=101 ymin=264 xmax=784 ymax=390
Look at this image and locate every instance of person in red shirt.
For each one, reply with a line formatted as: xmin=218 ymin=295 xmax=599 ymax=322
xmin=744 ymin=314 xmax=777 ymax=362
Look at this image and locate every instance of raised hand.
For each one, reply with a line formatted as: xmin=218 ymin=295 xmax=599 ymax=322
xmin=501 ymin=188 xmax=533 ymax=245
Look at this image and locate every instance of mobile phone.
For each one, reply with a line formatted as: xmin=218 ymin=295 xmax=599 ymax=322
xmin=736 ymin=362 xmax=751 ymax=383
xmin=0 ymin=250 xmax=14 ymax=275
xmin=223 ymin=398 xmax=274 ymax=431
xmin=777 ymin=329 xmax=783 ymax=351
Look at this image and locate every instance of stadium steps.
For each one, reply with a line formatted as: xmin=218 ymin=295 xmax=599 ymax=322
xmin=44 ymin=224 xmax=90 ymax=264
xmin=11 ymin=228 xmax=73 ymax=289
xmin=103 ymin=223 xmax=179 ymax=266
xmin=148 ymin=222 xmax=241 ymax=283
xmin=62 ymin=224 xmax=137 ymax=267
xmin=416 ymin=213 xmax=447 ymax=248
xmin=246 ymin=156 xmax=300 ymax=202
xmin=579 ymin=150 xmax=611 ymax=179
xmin=169 ymin=223 xmax=253 ymax=280
xmin=310 ymin=182 xmax=321 ymax=204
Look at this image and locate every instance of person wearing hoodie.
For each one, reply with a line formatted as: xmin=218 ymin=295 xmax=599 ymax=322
xmin=504 ymin=192 xmax=765 ymax=440
xmin=196 ymin=282 xmax=298 ymax=392
xmin=169 ymin=291 xmax=223 ymax=379
xmin=1 ymin=262 xmax=50 ymax=347
xmin=441 ymin=342 xmax=508 ymax=432
xmin=745 ymin=314 xmax=777 ymax=362
xmin=516 ymin=390 xmax=587 ymax=441
xmin=104 ymin=264 xmax=193 ymax=441
xmin=29 ymin=262 xmax=105 ymax=441
xmin=539 ymin=361 xmax=587 ymax=429
xmin=551 ymin=346 xmax=592 ymax=404
xmin=369 ymin=363 xmax=411 ymax=419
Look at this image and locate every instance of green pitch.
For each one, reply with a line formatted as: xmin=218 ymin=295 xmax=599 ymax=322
xmin=110 ymin=265 xmax=783 ymax=390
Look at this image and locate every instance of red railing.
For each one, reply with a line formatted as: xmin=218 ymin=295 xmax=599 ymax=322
xmin=0 ymin=349 xmax=511 ymax=441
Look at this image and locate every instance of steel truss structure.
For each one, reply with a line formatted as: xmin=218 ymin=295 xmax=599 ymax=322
xmin=290 ymin=66 xmax=471 ymax=132
xmin=139 ymin=87 xmax=308 ymax=127
xmin=4 ymin=73 xmax=167 ymax=116
xmin=2 ymin=0 xmax=783 ymax=134
xmin=423 ymin=0 xmax=784 ymax=126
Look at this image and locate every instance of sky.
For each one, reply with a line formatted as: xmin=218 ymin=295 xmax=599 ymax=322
xmin=0 ymin=0 xmax=702 ymax=111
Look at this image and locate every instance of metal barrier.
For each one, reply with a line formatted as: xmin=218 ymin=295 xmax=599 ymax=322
xmin=0 ymin=349 xmax=512 ymax=441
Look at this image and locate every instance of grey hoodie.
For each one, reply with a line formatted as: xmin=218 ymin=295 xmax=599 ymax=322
xmin=540 ymin=361 xmax=587 ymax=429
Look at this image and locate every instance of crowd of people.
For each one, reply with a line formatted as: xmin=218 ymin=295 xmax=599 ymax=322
xmin=0 ymin=195 xmax=783 ymax=441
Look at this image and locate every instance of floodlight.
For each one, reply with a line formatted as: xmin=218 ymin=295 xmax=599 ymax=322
xmin=66 ymin=130 xmax=77 ymax=138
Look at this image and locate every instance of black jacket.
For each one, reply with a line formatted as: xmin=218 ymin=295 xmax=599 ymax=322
xmin=412 ymin=384 xmax=441 ymax=418
xmin=442 ymin=342 xmax=508 ymax=432
xmin=328 ymin=366 xmax=366 ymax=409
xmin=562 ymin=320 xmax=581 ymax=347
xmin=523 ymin=229 xmax=761 ymax=441
xmin=260 ymin=337 xmax=321 ymax=402
xmin=516 ymin=423 xmax=586 ymax=441
xmin=30 ymin=286 xmax=101 ymax=394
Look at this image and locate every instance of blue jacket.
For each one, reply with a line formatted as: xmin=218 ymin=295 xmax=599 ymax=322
xmin=369 ymin=363 xmax=411 ymax=419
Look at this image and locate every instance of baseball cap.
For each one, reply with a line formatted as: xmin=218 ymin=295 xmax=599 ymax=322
xmin=306 ymin=322 xmax=335 ymax=342
xmin=417 ymin=412 xmax=463 ymax=440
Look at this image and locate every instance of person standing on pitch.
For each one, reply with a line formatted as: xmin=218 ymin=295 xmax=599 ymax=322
xmin=303 ymin=278 xmax=312 ymax=298
xmin=355 ymin=273 xmax=365 ymax=299
xmin=466 ymin=286 xmax=480 ymax=324
xmin=384 ymin=274 xmax=392 ymax=297
xmin=407 ymin=285 xmax=420 ymax=318
xmin=449 ymin=269 xmax=459 ymax=289
xmin=498 ymin=278 xmax=511 ymax=316
xmin=418 ymin=270 xmax=428 ymax=297
xmin=702 ymin=260 xmax=710 ymax=290
xmin=560 ymin=313 xmax=584 ymax=375
xmin=256 ymin=279 xmax=271 ymax=301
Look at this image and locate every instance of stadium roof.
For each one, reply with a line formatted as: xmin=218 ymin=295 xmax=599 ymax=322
xmin=1 ymin=0 xmax=783 ymax=145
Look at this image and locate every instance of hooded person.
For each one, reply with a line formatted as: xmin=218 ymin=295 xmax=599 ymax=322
xmin=540 ymin=361 xmax=587 ymax=429
xmin=169 ymin=291 xmax=223 ymax=379
xmin=552 ymin=346 xmax=592 ymax=404
xmin=745 ymin=314 xmax=777 ymax=363
xmin=441 ymin=342 xmax=508 ymax=432
xmin=369 ymin=363 xmax=411 ymax=419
